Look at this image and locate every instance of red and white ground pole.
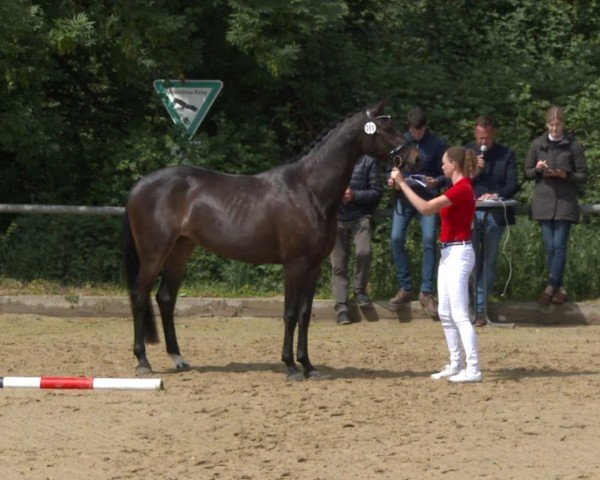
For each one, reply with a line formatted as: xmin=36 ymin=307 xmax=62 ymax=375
xmin=0 ymin=376 xmax=163 ymax=391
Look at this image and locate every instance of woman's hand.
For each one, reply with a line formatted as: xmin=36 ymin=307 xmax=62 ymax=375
xmin=389 ymin=167 xmax=404 ymax=189
xmin=535 ymin=160 xmax=548 ymax=172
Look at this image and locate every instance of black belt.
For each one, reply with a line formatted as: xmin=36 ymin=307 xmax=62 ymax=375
xmin=440 ymin=240 xmax=472 ymax=249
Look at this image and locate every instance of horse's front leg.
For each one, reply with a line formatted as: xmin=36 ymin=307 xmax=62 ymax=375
xmin=283 ymin=264 xmax=308 ymax=381
xmin=282 ymin=301 xmax=302 ymax=381
xmin=296 ymin=293 xmax=317 ymax=378
xmin=296 ymin=266 xmax=323 ymax=379
xmin=284 ymin=264 xmax=321 ymax=379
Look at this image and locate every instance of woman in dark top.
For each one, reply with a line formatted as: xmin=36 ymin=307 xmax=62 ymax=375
xmin=524 ymin=106 xmax=588 ymax=305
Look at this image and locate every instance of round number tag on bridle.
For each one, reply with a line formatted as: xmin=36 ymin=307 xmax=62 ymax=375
xmin=364 ymin=122 xmax=377 ymax=135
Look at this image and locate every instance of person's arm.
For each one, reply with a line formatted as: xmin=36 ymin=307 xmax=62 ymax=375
xmin=567 ymin=141 xmax=588 ymax=185
xmin=524 ymin=142 xmax=540 ymax=180
xmin=390 ymin=168 xmax=451 ymax=215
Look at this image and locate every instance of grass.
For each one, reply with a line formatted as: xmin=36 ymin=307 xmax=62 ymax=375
xmin=0 ymin=277 xmax=126 ymax=296
xmin=0 ymin=277 xmax=289 ymax=298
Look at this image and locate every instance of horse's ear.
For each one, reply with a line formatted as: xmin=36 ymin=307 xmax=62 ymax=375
xmin=368 ymin=98 xmax=388 ymax=117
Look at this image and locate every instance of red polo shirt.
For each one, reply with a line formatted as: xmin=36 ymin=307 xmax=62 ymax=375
xmin=439 ymin=177 xmax=475 ymax=242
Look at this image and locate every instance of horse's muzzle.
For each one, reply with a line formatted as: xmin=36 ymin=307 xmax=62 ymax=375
xmin=389 ymin=141 xmax=417 ymax=171
xmin=389 ymin=142 xmax=409 ymax=160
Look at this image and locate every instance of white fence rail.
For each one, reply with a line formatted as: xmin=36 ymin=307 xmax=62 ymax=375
xmin=0 ymin=203 xmax=599 ymax=217
xmin=0 ymin=204 xmax=124 ymax=216
xmin=375 ymin=203 xmax=600 ymax=218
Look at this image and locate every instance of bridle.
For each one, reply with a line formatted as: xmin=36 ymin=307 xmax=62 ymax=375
xmin=389 ymin=139 xmax=418 ymax=170
xmin=364 ymin=112 xmax=418 ymax=171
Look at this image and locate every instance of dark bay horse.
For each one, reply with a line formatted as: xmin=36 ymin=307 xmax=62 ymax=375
xmin=123 ymin=100 xmax=420 ymax=380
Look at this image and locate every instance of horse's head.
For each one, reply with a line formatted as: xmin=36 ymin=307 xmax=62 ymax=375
xmin=389 ymin=140 xmax=420 ymax=174
xmin=361 ymin=100 xmax=421 ymax=173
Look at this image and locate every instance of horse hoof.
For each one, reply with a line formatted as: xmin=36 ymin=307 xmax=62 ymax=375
xmin=175 ymin=362 xmax=191 ymax=372
xmin=286 ymin=371 xmax=305 ymax=382
xmin=136 ymin=365 xmax=153 ymax=376
xmin=305 ymin=370 xmax=327 ymax=381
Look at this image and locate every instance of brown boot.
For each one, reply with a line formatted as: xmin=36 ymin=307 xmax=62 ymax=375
xmin=552 ymin=287 xmax=568 ymax=304
xmin=389 ymin=289 xmax=414 ymax=304
xmin=419 ymin=292 xmax=439 ymax=320
xmin=539 ymin=285 xmax=554 ymax=306
xmin=475 ymin=313 xmax=487 ymax=327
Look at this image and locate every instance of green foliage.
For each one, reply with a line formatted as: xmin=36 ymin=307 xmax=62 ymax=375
xmin=49 ymin=13 xmax=96 ymax=55
xmin=0 ymin=0 xmax=599 ymax=299
xmin=495 ymin=217 xmax=600 ymax=301
xmin=226 ymin=0 xmax=348 ymax=77
xmin=0 ymin=216 xmax=123 ymax=283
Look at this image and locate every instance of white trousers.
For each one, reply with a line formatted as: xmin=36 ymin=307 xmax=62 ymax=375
xmin=437 ymin=244 xmax=480 ymax=372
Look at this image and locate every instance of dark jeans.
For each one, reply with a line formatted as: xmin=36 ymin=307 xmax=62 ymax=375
xmin=540 ymin=220 xmax=572 ymax=288
xmin=391 ymin=201 xmax=437 ymax=294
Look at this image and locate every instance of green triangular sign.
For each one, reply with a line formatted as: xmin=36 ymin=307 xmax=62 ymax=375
xmin=153 ymin=79 xmax=223 ymax=138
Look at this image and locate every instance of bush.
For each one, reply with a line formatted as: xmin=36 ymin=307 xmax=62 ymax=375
xmin=0 ymin=215 xmax=123 ymax=284
xmin=0 ymin=212 xmax=598 ymax=301
xmin=495 ymin=216 xmax=600 ymax=301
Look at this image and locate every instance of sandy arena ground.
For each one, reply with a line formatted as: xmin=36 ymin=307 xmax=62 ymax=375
xmin=1 ymin=313 xmax=599 ymax=480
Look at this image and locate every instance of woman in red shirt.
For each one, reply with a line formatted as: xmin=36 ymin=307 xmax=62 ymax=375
xmin=391 ymin=146 xmax=481 ymax=382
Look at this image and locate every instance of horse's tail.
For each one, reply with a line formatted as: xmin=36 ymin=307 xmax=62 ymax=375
xmin=122 ymin=209 xmax=138 ymax=292
xmin=122 ymin=207 xmax=159 ymax=344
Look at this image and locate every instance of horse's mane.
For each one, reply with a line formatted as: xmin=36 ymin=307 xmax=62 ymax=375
xmin=287 ymin=107 xmax=364 ymax=164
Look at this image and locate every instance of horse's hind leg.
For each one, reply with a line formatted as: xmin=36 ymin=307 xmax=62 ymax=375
xmin=131 ymin=240 xmax=173 ymax=375
xmin=156 ymin=237 xmax=196 ymax=372
xmin=132 ymin=271 xmax=160 ymax=375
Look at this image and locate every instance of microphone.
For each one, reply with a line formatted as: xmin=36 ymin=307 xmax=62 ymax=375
xmin=480 ymin=144 xmax=491 ymax=174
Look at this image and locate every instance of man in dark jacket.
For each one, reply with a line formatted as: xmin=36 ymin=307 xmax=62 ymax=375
xmin=465 ymin=116 xmax=520 ymax=326
xmin=331 ymin=154 xmax=383 ymax=325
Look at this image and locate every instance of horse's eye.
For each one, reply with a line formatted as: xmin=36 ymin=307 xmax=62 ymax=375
xmin=378 ymin=118 xmax=393 ymax=131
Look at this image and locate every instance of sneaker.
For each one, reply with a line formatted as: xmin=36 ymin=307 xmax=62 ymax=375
xmin=355 ymin=293 xmax=372 ymax=307
xmin=389 ymin=289 xmax=414 ymax=304
xmin=336 ymin=311 xmax=351 ymax=325
xmin=448 ymin=368 xmax=482 ymax=383
xmin=430 ymin=364 xmax=462 ymax=380
xmin=419 ymin=292 xmax=439 ymax=320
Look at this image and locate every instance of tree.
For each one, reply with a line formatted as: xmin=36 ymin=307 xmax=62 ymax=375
xmin=1 ymin=0 xmax=598 ymax=297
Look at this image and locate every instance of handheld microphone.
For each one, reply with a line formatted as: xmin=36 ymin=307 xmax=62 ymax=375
xmin=480 ymin=144 xmax=490 ymax=174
